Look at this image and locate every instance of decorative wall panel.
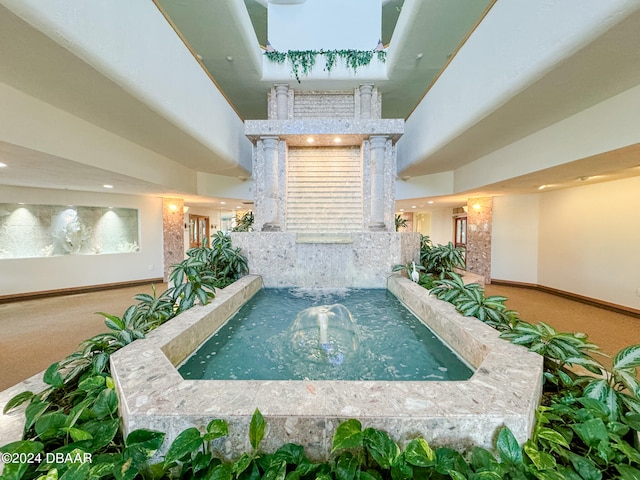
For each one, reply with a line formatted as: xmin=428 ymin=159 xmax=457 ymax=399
xmin=0 ymin=203 xmax=139 ymax=259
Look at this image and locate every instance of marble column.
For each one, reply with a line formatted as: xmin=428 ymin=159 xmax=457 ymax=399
xmin=274 ymin=84 xmax=289 ymax=120
xmin=368 ymin=135 xmax=387 ymax=230
xmin=261 ymin=136 xmax=281 ymax=231
xmin=359 ymin=84 xmax=373 ymax=119
xmin=162 ymin=197 xmax=184 ymax=282
xmin=466 ymin=197 xmax=493 ymax=283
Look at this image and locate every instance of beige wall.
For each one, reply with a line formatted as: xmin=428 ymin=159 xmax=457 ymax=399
xmin=490 ymin=176 xmax=640 ymax=310
xmin=491 ymin=194 xmax=539 ymax=284
xmin=0 ymin=186 xmax=164 ymax=296
xmin=537 ymin=176 xmax=640 ymax=310
xmin=429 ymin=209 xmax=454 ymax=246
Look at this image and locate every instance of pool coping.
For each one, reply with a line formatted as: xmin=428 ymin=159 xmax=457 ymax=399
xmin=111 ymin=274 xmax=543 ymax=459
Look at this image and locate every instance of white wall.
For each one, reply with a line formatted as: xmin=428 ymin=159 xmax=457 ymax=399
xmin=428 ymin=209 xmax=454 ymax=246
xmin=399 ymin=0 xmax=638 ymax=175
xmin=268 ymin=0 xmax=380 ymax=51
xmin=537 ymin=176 xmax=640 ymax=310
xmin=491 ymin=194 xmax=539 ymax=284
xmin=1 ymin=0 xmax=251 ymax=172
xmin=0 ymin=186 xmax=164 ymax=296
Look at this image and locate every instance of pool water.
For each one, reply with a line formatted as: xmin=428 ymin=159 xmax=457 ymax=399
xmin=179 ymin=288 xmax=473 ymax=381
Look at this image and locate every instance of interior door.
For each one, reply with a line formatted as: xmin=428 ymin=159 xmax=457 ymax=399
xmin=189 ymin=214 xmax=210 ymax=248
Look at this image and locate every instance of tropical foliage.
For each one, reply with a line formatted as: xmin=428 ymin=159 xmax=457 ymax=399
xmin=420 ymin=235 xmax=465 ymax=276
xmin=424 ymin=271 xmax=640 ymax=478
xmin=3 ymin=232 xmax=640 ymax=479
xmin=265 ymin=48 xmax=387 ymax=82
xmin=1 ymin=234 xmax=249 ymax=480
xmin=394 ymin=235 xmax=466 ymax=289
xmin=394 ymin=214 xmax=408 ymax=232
xmin=231 ymin=211 xmax=254 ymax=233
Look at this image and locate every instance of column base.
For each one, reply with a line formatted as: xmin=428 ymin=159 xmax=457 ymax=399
xmin=368 ymin=223 xmax=386 ymax=231
xmin=261 ymin=223 xmax=281 ymax=232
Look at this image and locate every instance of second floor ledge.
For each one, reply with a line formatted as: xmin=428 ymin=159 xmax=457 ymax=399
xmin=245 ymin=118 xmax=404 ymax=145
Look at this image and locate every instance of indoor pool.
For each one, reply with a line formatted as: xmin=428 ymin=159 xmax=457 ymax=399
xmin=179 ymin=288 xmax=473 ymax=381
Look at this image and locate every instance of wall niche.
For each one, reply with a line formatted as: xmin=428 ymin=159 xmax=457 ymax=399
xmin=0 ymin=204 xmax=139 ymax=259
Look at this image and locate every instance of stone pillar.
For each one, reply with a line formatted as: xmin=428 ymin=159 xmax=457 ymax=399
xmin=274 ymin=84 xmax=289 ymax=120
xmin=359 ymin=84 xmax=373 ymax=119
xmin=262 ymin=136 xmax=281 ymax=231
xmin=466 ymin=197 xmax=493 ymax=283
xmin=162 ymin=197 xmax=184 ymax=282
xmin=368 ymin=135 xmax=387 ymax=230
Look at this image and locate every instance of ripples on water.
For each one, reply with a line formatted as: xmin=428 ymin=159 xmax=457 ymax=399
xmin=179 ymin=288 xmax=473 ymax=381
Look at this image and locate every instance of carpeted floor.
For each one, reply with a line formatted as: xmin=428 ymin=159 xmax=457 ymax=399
xmin=0 ymin=283 xmax=166 ymax=392
xmin=484 ymin=284 xmax=640 ymax=369
xmin=0 ymin=282 xmax=638 ymax=392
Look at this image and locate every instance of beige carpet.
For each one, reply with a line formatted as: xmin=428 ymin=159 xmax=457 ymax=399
xmin=0 ymin=284 xmax=165 ymax=392
xmin=485 ymin=284 xmax=640 ymax=368
xmin=1 ymin=282 xmax=638 ymax=392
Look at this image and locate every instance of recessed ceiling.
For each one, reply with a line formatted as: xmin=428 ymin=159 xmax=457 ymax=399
xmin=155 ymin=0 xmax=492 ymax=120
xmin=1 ymin=1 xmax=639 ymax=213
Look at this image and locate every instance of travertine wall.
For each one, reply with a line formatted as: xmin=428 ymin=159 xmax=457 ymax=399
xmin=162 ymin=198 xmax=184 ymax=282
xmin=230 ymin=232 xmax=419 ymax=288
xmin=247 ymin=86 xmax=403 ymax=286
xmin=267 ymin=85 xmax=382 ymax=120
xmin=286 ymin=146 xmax=363 ymax=234
xmin=466 ymin=197 xmax=493 ymax=283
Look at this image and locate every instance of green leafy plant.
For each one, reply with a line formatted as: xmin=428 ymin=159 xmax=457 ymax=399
xmin=420 ymin=235 xmax=466 ymax=276
xmin=232 ymin=210 xmax=254 ymax=232
xmin=186 ymin=231 xmax=249 ymax=290
xmin=265 ymin=48 xmax=387 ymax=82
xmin=167 ymin=256 xmax=217 ymax=312
xmin=394 ymin=214 xmax=408 ymax=231
xmin=1 ymin=235 xmax=249 ymax=480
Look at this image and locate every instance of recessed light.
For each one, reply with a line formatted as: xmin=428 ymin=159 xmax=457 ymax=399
xmin=307 ymin=137 xmax=314 ymax=144
xmin=399 ymin=209 xmax=404 ymax=212
xmin=103 ymin=184 xmax=114 ymax=189
xmin=226 ymin=56 xmax=233 ymax=62
xmin=333 ymin=137 xmax=341 ymax=143
xmin=220 ymin=201 xmax=226 ymax=205
xmin=427 ymin=201 xmax=434 ymax=204
xmin=538 ymin=185 xmax=547 ymax=190
xmin=411 ymin=205 xmax=417 ymax=209
xmin=416 ymin=53 xmax=423 ymax=59
xmin=0 ymin=162 xmax=7 ymax=168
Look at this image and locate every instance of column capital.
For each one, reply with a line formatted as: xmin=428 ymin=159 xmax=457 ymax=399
xmin=369 ymin=135 xmax=388 ymax=148
xmin=260 ymin=136 xmax=280 ymax=146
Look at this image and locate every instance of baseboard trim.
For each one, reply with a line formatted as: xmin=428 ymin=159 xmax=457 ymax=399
xmin=0 ymin=278 xmax=166 ymax=304
xmin=490 ymin=279 xmax=640 ymax=319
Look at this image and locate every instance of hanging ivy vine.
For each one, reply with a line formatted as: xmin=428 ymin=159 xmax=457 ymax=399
xmin=265 ymin=48 xmax=387 ymax=82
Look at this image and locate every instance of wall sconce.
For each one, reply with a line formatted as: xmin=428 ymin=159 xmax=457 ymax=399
xmin=168 ymin=204 xmax=179 ymax=212
xmin=472 ymin=204 xmax=482 ymax=211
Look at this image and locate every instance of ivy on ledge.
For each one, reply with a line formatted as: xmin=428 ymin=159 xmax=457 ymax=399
xmin=264 ymin=49 xmax=387 ymax=82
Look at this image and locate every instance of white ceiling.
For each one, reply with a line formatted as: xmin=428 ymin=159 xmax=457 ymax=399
xmin=1 ymin=1 xmax=640 ymax=212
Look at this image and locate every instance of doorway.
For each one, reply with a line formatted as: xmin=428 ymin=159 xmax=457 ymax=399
xmin=189 ymin=214 xmax=210 ymax=248
xmin=454 ymin=216 xmax=467 ymax=248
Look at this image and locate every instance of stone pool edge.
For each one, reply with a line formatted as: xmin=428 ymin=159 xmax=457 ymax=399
xmin=110 ymin=274 xmax=543 ymax=460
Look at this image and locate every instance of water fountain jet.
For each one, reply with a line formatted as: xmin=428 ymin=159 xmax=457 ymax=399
xmin=288 ymin=303 xmax=359 ymax=366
